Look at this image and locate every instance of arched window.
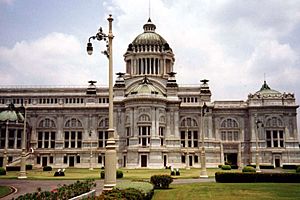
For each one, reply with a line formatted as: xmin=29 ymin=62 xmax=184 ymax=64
xmin=138 ymin=114 xmax=151 ymax=147
xmin=159 ymin=116 xmax=166 ymax=146
xmin=220 ymin=118 xmax=240 ymax=141
xmin=98 ymin=118 xmax=108 ymax=148
xmin=139 ymin=114 xmax=150 ymax=122
xmin=180 ymin=117 xmax=198 ymax=148
xmin=265 ymin=116 xmax=284 ymax=148
xmin=37 ymin=118 xmax=56 ymax=149
xmin=64 ymin=118 xmax=83 ymax=149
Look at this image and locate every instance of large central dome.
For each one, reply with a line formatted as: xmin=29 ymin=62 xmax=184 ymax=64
xmin=131 ymin=19 xmax=168 ymax=46
xmin=124 ymin=18 xmax=175 ymax=77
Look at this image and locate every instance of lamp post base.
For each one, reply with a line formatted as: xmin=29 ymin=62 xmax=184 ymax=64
xmin=200 ymin=170 xmax=208 ymax=178
xmin=104 ymin=129 xmax=117 ymax=191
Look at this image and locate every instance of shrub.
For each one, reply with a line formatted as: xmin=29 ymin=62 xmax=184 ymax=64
xmin=0 ymin=167 xmax=6 ymax=175
xmin=260 ymin=165 xmax=275 ymax=169
xmin=117 ymin=170 xmax=123 ymax=178
xmin=282 ymin=164 xmax=298 ymax=169
xmin=6 ymin=166 xmax=21 ymax=171
xmin=215 ymin=172 xmax=300 ymax=183
xmin=26 ymin=164 xmax=33 ymax=170
xmin=175 ymin=170 xmax=180 ymax=176
xmin=100 ymin=170 xmax=124 ymax=179
xmin=150 ymin=175 xmax=173 ymax=189
xmin=296 ymin=166 xmax=300 ymax=173
xmin=100 ymin=188 xmax=145 ymax=200
xmin=117 ymin=181 xmax=154 ymax=199
xmin=230 ymin=165 xmax=239 ymax=169
xmin=43 ymin=166 xmax=52 ymax=171
xmin=218 ymin=164 xmax=222 ymax=168
xmin=170 ymin=170 xmax=175 ymax=176
xmin=242 ymin=166 xmax=256 ymax=173
xmin=221 ymin=165 xmax=231 ymax=170
xmin=14 ymin=179 xmax=96 ymax=200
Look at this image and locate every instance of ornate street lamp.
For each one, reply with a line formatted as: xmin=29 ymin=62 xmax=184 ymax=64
xmin=254 ymin=114 xmax=263 ymax=172
xmin=89 ymin=130 xmax=93 ymax=171
xmin=200 ymin=102 xmax=209 ymax=178
xmin=18 ymin=101 xmax=27 ymax=179
xmin=87 ymin=14 xmax=116 ymax=190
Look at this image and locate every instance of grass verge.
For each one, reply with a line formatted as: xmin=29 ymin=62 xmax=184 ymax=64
xmin=152 ymin=182 xmax=300 ymax=200
xmin=0 ymin=185 xmax=12 ymax=198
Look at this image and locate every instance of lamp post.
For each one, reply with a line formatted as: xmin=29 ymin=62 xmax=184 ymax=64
xmin=185 ymin=124 xmax=190 ymax=170
xmin=3 ymin=120 xmax=8 ymax=170
xmin=254 ymin=114 xmax=263 ymax=173
xmin=87 ymin=14 xmax=116 ymax=190
xmin=18 ymin=101 xmax=27 ymax=179
xmin=89 ymin=130 xmax=93 ymax=170
xmin=200 ymin=102 xmax=208 ymax=178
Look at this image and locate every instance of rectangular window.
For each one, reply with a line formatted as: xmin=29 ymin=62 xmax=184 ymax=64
xmin=76 ymin=155 xmax=80 ymax=163
xmin=266 ymin=130 xmax=271 ymax=147
xmin=49 ymin=156 xmax=53 ymax=164
xmin=8 ymin=130 xmax=15 ymax=148
xmin=77 ymin=131 xmax=82 ymax=148
xmin=51 ymin=132 xmax=56 ymax=148
xmin=64 ymin=132 xmax=69 ymax=148
xmin=0 ymin=129 xmax=5 ymax=149
xmin=194 ymin=155 xmax=199 ymax=163
xmin=98 ymin=131 xmax=108 ymax=148
xmin=193 ymin=131 xmax=198 ymax=147
xmin=98 ymin=155 xmax=102 ymax=164
xmin=63 ymin=156 xmax=68 ymax=164
xmin=181 ymin=155 xmax=186 ymax=163
xmin=37 ymin=156 xmax=41 ymax=164
xmin=44 ymin=132 xmax=49 ymax=148
xmin=181 ymin=131 xmax=185 ymax=147
xmin=221 ymin=131 xmax=226 ymax=141
xmin=17 ymin=130 xmax=22 ymax=149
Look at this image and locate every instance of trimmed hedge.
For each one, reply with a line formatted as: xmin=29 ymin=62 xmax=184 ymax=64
xmin=260 ymin=165 xmax=275 ymax=169
xmin=26 ymin=164 xmax=33 ymax=170
xmin=242 ymin=166 xmax=256 ymax=173
xmin=282 ymin=165 xmax=299 ymax=169
xmin=100 ymin=188 xmax=145 ymax=200
xmin=221 ymin=165 xmax=231 ymax=170
xmin=215 ymin=172 xmax=300 ymax=183
xmin=6 ymin=165 xmax=33 ymax=171
xmin=100 ymin=170 xmax=123 ymax=179
xmin=117 ymin=181 xmax=154 ymax=200
xmin=296 ymin=166 xmax=300 ymax=173
xmin=0 ymin=167 xmax=6 ymax=175
xmin=231 ymin=165 xmax=239 ymax=169
xmin=150 ymin=175 xmax=173 ymax=189
xmin=43 ymin=166 xmax=52 ymax=171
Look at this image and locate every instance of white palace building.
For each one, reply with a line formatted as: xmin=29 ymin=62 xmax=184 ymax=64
xmin=0 ymin=18 xmax=299 ymax=169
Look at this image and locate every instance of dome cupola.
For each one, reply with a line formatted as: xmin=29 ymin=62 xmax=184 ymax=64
xmin=124 ymin=18 xmax=175 ymax=78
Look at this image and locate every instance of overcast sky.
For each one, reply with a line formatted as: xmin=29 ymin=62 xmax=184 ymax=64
xmin=0 ymin=1 xmax=299 ymax=108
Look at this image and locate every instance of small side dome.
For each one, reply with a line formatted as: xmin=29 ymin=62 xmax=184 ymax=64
xmin=0 ymin=103 xmax=24 ymax=122
xmin=127 ymin=76 xmax=165 ymax=97
xmin=255 ymin=81 xmax=281 ymax=96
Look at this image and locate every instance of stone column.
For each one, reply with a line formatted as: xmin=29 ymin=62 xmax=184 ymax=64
xmin=220 ymin=142 xmax=224 ymax=165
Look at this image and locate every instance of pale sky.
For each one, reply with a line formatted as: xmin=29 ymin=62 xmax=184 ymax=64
xmin=0 ymin=0 xmax=300 ymax=120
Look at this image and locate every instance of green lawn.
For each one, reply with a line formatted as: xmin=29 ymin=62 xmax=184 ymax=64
xmin=0 ymin=168 xmax=223 ymax=180
xmin=152 ymin=183 xmax=300 ymax=200
xmin=0 ymin=185 xmax=12 ymax=198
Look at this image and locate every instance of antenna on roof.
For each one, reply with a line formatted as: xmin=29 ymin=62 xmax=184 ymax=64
xmin=148 ymin=0 xmax=151 ymax=19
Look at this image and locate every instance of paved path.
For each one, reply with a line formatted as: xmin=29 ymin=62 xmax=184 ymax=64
xmin=0 ymin=178 xmax=215 ymax=199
